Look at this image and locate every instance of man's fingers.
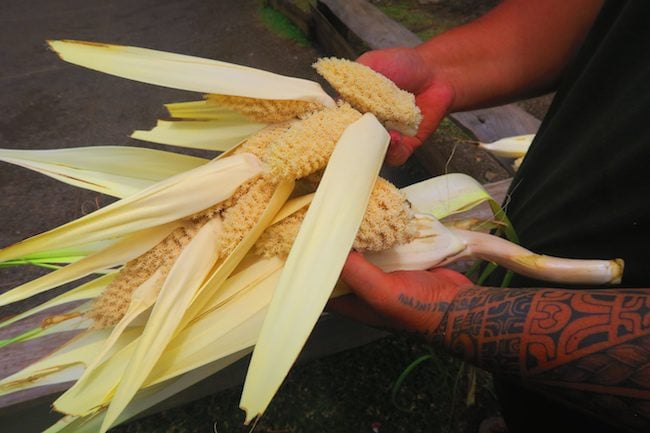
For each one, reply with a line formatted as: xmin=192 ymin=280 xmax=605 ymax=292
xmin=386 ymin=82 xmax=455 ymax=166
xmin=342 ymin=252 xmax=429 ymax=330
xmin=416 ymin=84 xmax=452 ymax=136
xmin=341 ymin=251 xmax=403 ymax=309
xmin=386 ymin=132 xmax=417 ymax=166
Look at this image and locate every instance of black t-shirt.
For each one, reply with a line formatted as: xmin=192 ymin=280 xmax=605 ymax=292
xmin=504 ymin=0 xmax=650 ymax=288
xmin=489 ymin=1 xmax=649 ymax=432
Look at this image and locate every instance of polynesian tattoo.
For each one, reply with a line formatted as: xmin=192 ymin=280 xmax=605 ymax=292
xmin=426 ymin=286 xmax=650 ymax=432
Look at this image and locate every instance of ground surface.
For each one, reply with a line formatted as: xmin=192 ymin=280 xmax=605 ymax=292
xmin=0 ymin=1 xmax=551 ymax=432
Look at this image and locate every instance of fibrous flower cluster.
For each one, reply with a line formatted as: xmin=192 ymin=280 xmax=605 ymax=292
xmin=313 ymin=57 xmax=422 ymax=135
xmin=85 ymin=57 xmax=421 ymax=327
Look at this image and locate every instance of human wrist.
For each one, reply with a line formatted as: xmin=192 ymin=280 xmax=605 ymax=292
xmin=425 ymin=283 xmax=474 ymax=346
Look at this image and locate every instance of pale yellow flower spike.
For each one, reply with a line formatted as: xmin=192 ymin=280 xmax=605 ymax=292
xmin=99 ymin=217 xmax=223 ymax=432
xmin=266 ymin=102 xmax=363 ymax=180
xmin=207 ymin=94 xmax=322 ymax=123
xmin=253 ymin=177 xmax=417 ymax=257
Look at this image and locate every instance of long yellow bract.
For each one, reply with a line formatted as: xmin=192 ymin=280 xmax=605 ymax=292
xmin=240 ymin=113 xmax=390 ymax=422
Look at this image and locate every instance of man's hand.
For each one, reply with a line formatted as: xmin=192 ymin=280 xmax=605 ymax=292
xmin=331 ymin=251 xmax=472 ymax=338
xmin=356 ymin=48 xmax=454 ymax=165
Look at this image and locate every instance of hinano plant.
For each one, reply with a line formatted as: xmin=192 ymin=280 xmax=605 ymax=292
xmin=478 ymin=133 xmax=535 ymax=170
xmin=0 ymin=41 xmax=623 ymax=433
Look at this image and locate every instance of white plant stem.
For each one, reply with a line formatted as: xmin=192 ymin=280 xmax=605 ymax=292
xmin=443 ymin=228 xmax=624 ymax=285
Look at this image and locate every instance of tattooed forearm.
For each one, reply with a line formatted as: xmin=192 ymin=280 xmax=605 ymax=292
xmin=429 ymin=286 xmax=650 ymax=431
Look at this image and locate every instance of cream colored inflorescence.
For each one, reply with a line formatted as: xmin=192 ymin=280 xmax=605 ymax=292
xmin=265 ymin=102 xmax=362 ymax=180
xmin=254 ymin=178 xmax=416 ymax=258
xmin=207 ymin=94 xmax=321 ymax=123
xmin=354 ymin=178 xmax=416 ymax=252
xmin=254 ymin=208 xmax=307 ymax=259
xmin=87 ymin=57 xmax=423 ymax=327
xmin=87 ymin=222 xmax=202 ymax=328
xmin=313 ymin=57 xmax=422 ymax=136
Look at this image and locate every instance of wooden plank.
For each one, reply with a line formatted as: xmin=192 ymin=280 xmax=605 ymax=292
xmin=310 ymin=3 xmax=360 ymax=61
xmin=319 ymin=0 xmax=421 ymax=49
xmin=451 ymin=105 xmax=541 ymax=144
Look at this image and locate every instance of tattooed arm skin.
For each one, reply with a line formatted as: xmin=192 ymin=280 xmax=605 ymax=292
xmin=336 ymin=252 xmax=650 ymax=433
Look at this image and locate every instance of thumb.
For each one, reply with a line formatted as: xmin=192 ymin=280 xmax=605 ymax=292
xmin=340 ymin=251 xmax=397 ymax=310
xmin=387 ymin=82 xmax=454 ymax=166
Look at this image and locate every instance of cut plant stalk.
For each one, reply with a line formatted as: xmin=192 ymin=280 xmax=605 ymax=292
xmin=365 ymin=214 xmax=623 ymax=284
xmin=478 ymin=134 xmax=534 ymax=170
